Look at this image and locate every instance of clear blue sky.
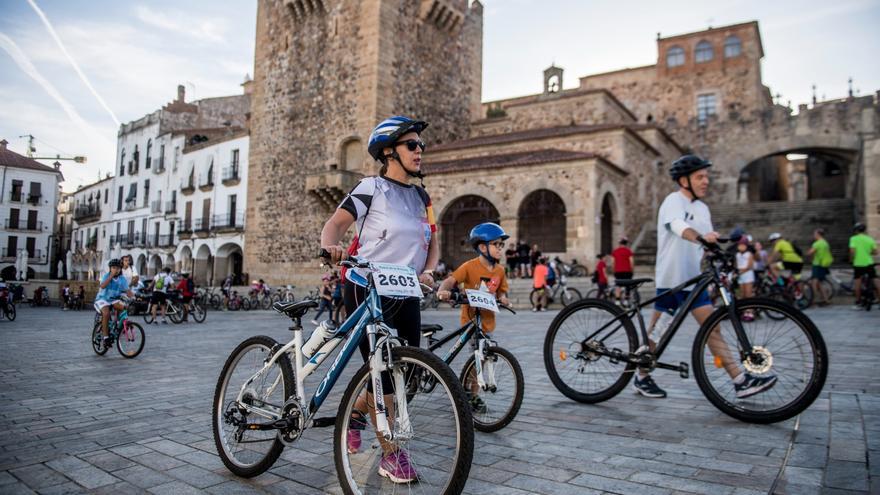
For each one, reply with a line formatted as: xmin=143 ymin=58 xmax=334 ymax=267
xmin=1 ymin=0 xmax=878 ymax=190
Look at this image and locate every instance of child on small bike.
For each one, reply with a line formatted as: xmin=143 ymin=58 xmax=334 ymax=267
xmin=437 ymin=222 xmax=511 ymax=412
xmin=95 ymin=258 xmax=134 ymax=350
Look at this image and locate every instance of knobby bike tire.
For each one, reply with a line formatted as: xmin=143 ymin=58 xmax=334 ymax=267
xmin=91 ymin=322 xmax=109 ymax=355
xmin=212 ymin=335 xmax=294 ymax=478
xmin=543 ymin=298 xmax=638 ymax=403
xmin=334 ymin=346 xmax=474 ymax=495
xmin=458 ymin=346 xmax=524 ymax=432
xmin=117 ymin=322 xmax=145 ymax=358
xmin=691 ymin=297 xmax=828 ymax=424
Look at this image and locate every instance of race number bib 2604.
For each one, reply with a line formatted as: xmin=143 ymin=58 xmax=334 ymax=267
xmin=371 ymin=263 xmax=423 ymax=298
xmin=465 ymin=289 xmax=499 ymax=313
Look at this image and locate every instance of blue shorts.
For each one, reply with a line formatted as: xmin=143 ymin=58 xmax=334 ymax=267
xmin=654 ymin=288 xmax=711 ymax=313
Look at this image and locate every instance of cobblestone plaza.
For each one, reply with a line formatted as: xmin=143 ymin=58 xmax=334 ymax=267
xmin=0 ymin=304 xmax=875 ymax=494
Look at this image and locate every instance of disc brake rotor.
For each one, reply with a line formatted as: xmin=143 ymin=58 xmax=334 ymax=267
xmin=743 ymin=345 xmax=773 ymax=374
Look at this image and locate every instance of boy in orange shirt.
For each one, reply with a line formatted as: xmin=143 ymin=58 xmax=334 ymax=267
xmin=532 ymin=257 xmax=550 ymax=311
xmin=438 ymin=222 xmax=510 ymax=413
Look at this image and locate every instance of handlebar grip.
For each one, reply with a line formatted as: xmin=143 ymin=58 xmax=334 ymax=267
xmin=500 ymin=304 xmax=517 ymax=314
xmin=317 ymin=248 xmax=331 ymax=259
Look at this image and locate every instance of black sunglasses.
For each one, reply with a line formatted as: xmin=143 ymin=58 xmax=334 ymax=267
xmin=395 ymin=139 xmax=426 ymax=152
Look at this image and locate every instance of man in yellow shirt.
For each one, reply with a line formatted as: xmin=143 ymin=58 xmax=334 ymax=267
xmin=768 ymin=232 xmax=803 ymax=281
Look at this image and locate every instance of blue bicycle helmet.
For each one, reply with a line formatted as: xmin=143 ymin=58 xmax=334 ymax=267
xmin=367 ymin=116 xmax=428 ymax=163
xmin=468 ymin=223 xmax=509 ymax=266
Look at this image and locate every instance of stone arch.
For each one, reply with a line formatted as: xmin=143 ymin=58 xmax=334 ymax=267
xmin=600 ymin=192 xmax=618 ymax=255
xmin=517 ymin=189 xmax=567 ymax=253
xmin=165 ymin=254 xmax=176 ymax=273
xmin=179 ymin=246 xmax=193 ymax=274
xmin=336 ymin=136 xmax=365 ymax=171
xmin=439 ymin=194 xmax=500 ymax=270
xmin=194 ymin=244 xmax=213 ymax=286
xmin=216 ymin=242 xmax=244 ymax=286
xmin=149 ymin=254 xmax=162 ymax=276
xmin=1 ymin=265 xmax=17 ymax=281
xmin=136 ymin=254 xmax=147 ymax=277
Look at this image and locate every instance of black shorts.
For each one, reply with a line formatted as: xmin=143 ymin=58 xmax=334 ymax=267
xmin=181 ymin=295 xmax=192 ymax=304
xmin=614 ymin=272 xmax=633 ymax=280
xmin=782 ymin=262 xmax=804 ymax=274
xmin=150 ymin=292 xmax=166 ymax=304
xmin=854 ymin=265 xmax=877 ymax=280
xmin=343 ymin=281 xmax=420 ymax=390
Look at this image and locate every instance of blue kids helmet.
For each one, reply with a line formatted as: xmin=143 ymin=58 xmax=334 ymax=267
xmin=468 ymin=223 xmax=509 ymax=266
xmin=367 ymin=116 xmax=428 ymax=163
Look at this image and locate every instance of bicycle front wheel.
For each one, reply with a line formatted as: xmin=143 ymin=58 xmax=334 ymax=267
xmin=692 ymin=298 xmax=828 ymax=424
xmin=561 ymin=287 xmax=582 ymax=306
xmin=91 ymin=322 xmax=108 ymax=355
xmin=191 ymin=303 xmax=207 ymax=323
xmin=335 ymin=346 xmax=473 ymax=495
xmin=117 ymin=322 xmax=145 ymax=358
xmin=543 ymin=299 xmax=637 ymax=403
xmin=168 ymin=301 xmax=183 ymax=323
xmin=459 ymin=345 xmax=524 ymax=432
xmin=213 ymin=336 xmax=293 ymax=478
xmin=5 ymin=304 xmax=15 ymax=321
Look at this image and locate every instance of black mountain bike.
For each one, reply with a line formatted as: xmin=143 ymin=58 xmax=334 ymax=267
xmin=855 ymin=264 xmax=878 ymax=311
xmin=544 ymin=238 xmax=828 ymax=424
xmin=421 ymin=293 xmax=524 ymax=432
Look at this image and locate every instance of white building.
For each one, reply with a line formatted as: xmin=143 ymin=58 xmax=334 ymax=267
xmin=68 ymin=84 xmax=250 ymax=285
xmin=69 ymin=176 xmax=113 ymax=280
xmin=0 ymin=139 xmax=64 ymax=280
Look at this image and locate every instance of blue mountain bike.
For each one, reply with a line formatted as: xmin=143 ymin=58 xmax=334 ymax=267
xmin=212 ymin=253 xmax=474 ymax=494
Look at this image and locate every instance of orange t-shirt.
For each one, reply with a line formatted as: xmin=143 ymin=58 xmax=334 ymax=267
xmin=450 ymin=258 xmax=508 ymax=331
xmin=533 ymin=264 xmax=549 ymax=289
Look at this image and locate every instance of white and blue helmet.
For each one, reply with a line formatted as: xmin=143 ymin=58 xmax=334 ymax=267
xmin=367 ymin=116 xmax=428 ymax=162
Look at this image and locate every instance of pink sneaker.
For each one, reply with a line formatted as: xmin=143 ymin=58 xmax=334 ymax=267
xmin=347 ymin=428 xmax=361 ymax=454
xmin=378 ymin=449 xmax=418 ymax=483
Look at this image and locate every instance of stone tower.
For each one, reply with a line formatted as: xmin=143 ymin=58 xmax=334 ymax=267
xmin=245 ymin=0 xmax=483 ymax=284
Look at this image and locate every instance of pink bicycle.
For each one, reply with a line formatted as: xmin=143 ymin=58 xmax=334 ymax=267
xmin=91 ymin=305 xmax=145 ymax=358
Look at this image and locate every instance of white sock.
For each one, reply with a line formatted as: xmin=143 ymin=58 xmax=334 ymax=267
xmin=733 ymin=373 xmax=745 ymax=384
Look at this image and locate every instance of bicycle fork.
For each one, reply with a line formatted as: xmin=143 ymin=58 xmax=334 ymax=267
xmin=367 ymin=324 xmax=411 ymax=442
xmin=473 ymin=339 xmax=497 ymax=392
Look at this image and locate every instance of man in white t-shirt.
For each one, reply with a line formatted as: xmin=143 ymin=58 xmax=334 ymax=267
xmin=150 ymin=267 xmax=174 ymax=324
xmin=633 ymin=155 xmax=777 ymax=400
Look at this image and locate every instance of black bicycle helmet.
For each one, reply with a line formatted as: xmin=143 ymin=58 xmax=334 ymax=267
xmin=108 ymin=258 xmax=121 ymax=268
xmin=854 ymin=222 xmax=867 ymax=233
xmin=670 ymin=154 xmax=712 ymax=180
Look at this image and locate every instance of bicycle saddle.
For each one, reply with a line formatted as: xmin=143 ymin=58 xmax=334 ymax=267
xmin=273 ymin=300 xmax=318 ymax=318
xmin=615 ymin=278 xmax=653 ymax=288
xmin=420 ymin=324 xmax=444 ymax=338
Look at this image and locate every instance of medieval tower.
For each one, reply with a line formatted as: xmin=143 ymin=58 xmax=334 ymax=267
xmin=245 ymin=0 xmax=483 ymax=284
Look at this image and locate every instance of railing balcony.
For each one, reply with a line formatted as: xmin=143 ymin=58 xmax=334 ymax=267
xmin=198 ymin=173 xmax=214 ymax=191
xmin=178 ymin=222 xmax=193 ymax=234
xmin=152 ymin=158 xmax=165 ymax=173
xmin=1 ymin=248 xmax=43 ymax=261
xmin=124 ymin=199 xmax=138 ymax=211
xmin=27 ymin=193 xmax=42 ymax=205
xmin=210 ymin=213 xmax=245 ymax=232
xmin=159 ymin=234 xmax=175 ymax=247
xmin=4 ymin=219 xmax=43 ymax=231
xmin=181 ymin=178 xmax=195 ymax=194
xmin=150 ymin=201 xmax=163 ymax=214
xmin=127 ymin=160 xmax=139 ymax=175
xmin=164 ymin=201 xmax=177 ymax=214
xmin=194 ymin=218 xmax=211 ymax=233
xmin=221 ymin=165 xmax=240 ymax=185
xmin=73 ymin=204 xmax=101 ymax=221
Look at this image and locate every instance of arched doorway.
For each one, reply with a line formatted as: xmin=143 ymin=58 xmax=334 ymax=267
xmin=216 ymin=243 xmax=244 ymax=286
xmin=738 ymin=148 xmax=856 ymax=202
xmin=179 ymin=246 xmax=193 ymax=274
xmin=194 ymin=245 xmax=213 ymax=286
xmin=518 ymin=189 xmax=566 ymax=253
xmin=600 ymin=193 xmax=616 ymax=255
xmin=149 ymin=254 xmax=163 ymax=277
xmin=1 ymin=265 xmax=17 ymax=281
xmin=136 ymin=254 xmax=147 ymax=277
xmin=439 ymin=195 xmax=500 ymax=270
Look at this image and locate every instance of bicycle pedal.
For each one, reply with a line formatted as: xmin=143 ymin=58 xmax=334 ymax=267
xmin=679 ymin=362 xmax=689 ymax=379
xmin=312 ymin=416 xmax=335 ymax=428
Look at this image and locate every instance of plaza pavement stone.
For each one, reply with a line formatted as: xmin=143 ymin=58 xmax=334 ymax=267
xmin=0 ymin=302 xmax=876 ymax=493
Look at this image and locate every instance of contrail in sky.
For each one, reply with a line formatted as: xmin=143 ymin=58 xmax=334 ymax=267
xmin=0 ymin=32 xmax=113 ymax=149
xmin=27 ymin=0 xmax=121 ymax=127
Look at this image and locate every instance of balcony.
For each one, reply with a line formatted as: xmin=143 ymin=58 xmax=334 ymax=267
xmin=158 ymin=234 xmax=175 ymax=247
xmin=178 ymin=221 xmax=193 ymax=239
xmin=127 ymin=160 xmax=139 ymax=175
xmin=27 ymin=193 xmax=42 ymax=205
xmin=211 ymin=213 xmax=245 ymax=232
xmin=305 ymin=169 xmax=362 ymax=209
xmin=152 ymin=158 xmax=166 ymax=174
xmin=181 ymin=178 xmax=195 ymax=195
xmin=194 ymin=218 xmax=211 ymax=234
xmin=198 ymin=173 xmax=214 ymax=192
xmin=1 ymin=248 xmax=43 ymax=262
xmin=221 ymin=165 xmax=240 ymax=185
xmin=86 ymin=236 xmax=98 ymax=250
xmin=124 ymin=199 xmax=138 ymax=211
xmin=73 ymin=204 xmax=101 ymax=222
xmin=150 ymin=201 xmax=163 ymax=214
xmin=164 ymin=201 xmax=178 ymax=214
xmin=5 ymin=219 xmax=43 ymax=232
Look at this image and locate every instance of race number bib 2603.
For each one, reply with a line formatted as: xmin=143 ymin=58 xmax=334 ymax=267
xmin=465 ymin=289 xmax=499 ymax=313
xmin=371 ymin=263 xmax=423 ymax=298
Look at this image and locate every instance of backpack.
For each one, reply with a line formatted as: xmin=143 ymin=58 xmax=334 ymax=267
xmin=154 ymin=274 xmax=165 ymax=291
xmin=186 ymin=278 xmax=194 ymax=294
xmin=791 ymin=241 xmax=803 ymax=257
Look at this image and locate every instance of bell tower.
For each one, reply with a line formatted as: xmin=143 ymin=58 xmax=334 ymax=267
xmin=245 ymin=0 xmax=483 ymax=284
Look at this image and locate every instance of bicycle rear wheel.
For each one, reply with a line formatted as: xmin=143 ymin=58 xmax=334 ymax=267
xmin=543 ymin=299 xmax=637 ymax=403
xmin=117 ymin=322 xmax=145 ymax=358
xmin=561 ymin=287 xmax=582 ymax=306
xmin=91 ymin=322 xmax=109 ymax=355
xmin=5 ymin=304 xmax=15 ymax=321
xmin=167 ymin=301 xmax=183 ymax=323
xmin=570 ymin=264 xmax=588 ymax=277
xmin=692 ymin=298 xmax=827 ymax=424
xmin=459 ymin=346 xmax=524 ymax=432
xmin=335 ymin=346 xmax=473 ymax=495
xmin=213 ymin=336 xmax=293 ymax=477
